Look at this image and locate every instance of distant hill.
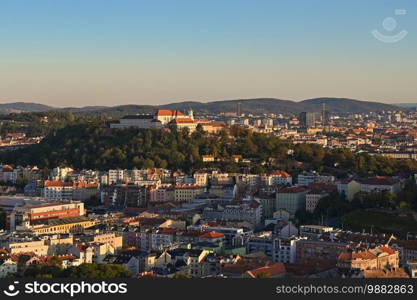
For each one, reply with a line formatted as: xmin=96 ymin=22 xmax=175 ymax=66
xmin=0 ymin=102 xmax=54 ymax=114
xmin=161 ymin=98 xmax=304 ymax=114
xmin=396 ymin=103 xmax=417 ymax=108
xmin=0 ymin=97 xmax=403 ymax=116
xmin=299 ymin=98 xmax=399 ymax=114
xmin=87 ymin=97 xmax=400 ymax=116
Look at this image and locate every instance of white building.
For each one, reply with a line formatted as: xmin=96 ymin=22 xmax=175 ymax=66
xmin=306 ymin=191 xmax=329 ymax=213
xmin=358 ymin=177 xmax=401 ymax=194
xmin=272 ymin=238 xmax=299 ymax=263
xmin=203 ymin=200 xmax=262 ymax=226
xmin=110 ymin=115 xmax=163 ymax=129
xmin=42 ymin=181 xmax=74 ymax=200
xmin=51 ymin=167 xmax=73 ymax=181
xmin=297 ymin=171 xmax=335 ymax=187
xmin=6 ymin=240 xmax=49 ymax=256
xmin=299 ymin=225 xmax=333 ymax=239
xmin=270 ymin=171 xmax=293 ymax=185
xmin=247 ymin=233 xmax=301 ymax=263
xmin=337 ymin=179 xmax=361 ymax=201
xmin=108 ymin=169 xmax=124 ymax=184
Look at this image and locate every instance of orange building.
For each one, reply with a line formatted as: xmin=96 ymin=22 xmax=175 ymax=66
xmin=10 ymin=201 xmax=86 ymax=231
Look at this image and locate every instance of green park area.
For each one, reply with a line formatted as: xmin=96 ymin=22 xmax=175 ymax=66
xmin=341 ymin=210 xmax=417 ymax=236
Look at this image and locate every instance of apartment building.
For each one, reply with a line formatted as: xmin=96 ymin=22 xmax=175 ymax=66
xmin=246 ymin=232 xmax=301 ymax=263
xmin=357 ymin=177 xmax=401 ymax=194
xmin=108 ymin=169 xmax=125 ymax=184
xmin=297 ymin=171 xmax=335 ymax=186
xmin=337 ymin=179 xmax=361 ymax=201
xmin=305 ymin=190 xmax=329 ymax=213
xmin=276 ymin=186 xmax=308 ymax=215
xmin=270 ymin=171 xmax=293 ymax=185
xmin=337 ymin=246 xmax=399 ymax=272
xmin=174 ymin=185 xmax=204 ymax=203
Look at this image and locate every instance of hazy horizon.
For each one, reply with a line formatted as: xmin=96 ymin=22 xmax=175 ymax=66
xmin=1 ymin=0 xmax=416 ymax=106
xmin=1 ymin=96 xmax=417 ymax=108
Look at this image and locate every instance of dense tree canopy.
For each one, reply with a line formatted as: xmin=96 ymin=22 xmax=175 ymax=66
xmin=0 ymin=207 xmax=6 ymax=230
xmin=24 ymin=263 xmax=132 ymax=278
xmin=2 ymin=123 xmax=417 ymax=176
xmin=0 ymin=111 xmax=103 ymax=137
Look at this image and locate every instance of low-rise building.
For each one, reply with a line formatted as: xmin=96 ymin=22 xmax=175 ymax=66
xmin=358 ymin=177 xmax=401 ymax=194
xmin=337 ymin=179 xmax=360 ymax=201
xmin=337 ymin=246 xmax=399 ymax=272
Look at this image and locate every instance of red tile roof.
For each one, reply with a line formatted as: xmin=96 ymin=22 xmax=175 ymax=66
xmin=358 ymin=177 xmax=399 ymax=186
xmin=246 ymin=262 xmax=286 ymax=278
xmin=270 ymin=171 xmax=291 ymax=178
xmin=2 ymin=165 xmax=13 ymax=172
xmin=338 ymin=246 xmax=397 ymax=261
xmin=199 ymin=231 xmax=225 ymax=239
xmin=278 ymin=186 xmax=307 ymax=194
xmin=156 ymin=109 xmax=185 ymax=117
xmin=44 ymin=180 xmax=73 ymax=187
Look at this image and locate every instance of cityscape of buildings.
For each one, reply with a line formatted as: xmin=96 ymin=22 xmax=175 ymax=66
xmin=1 ymin=105 xmax=417 ymax=279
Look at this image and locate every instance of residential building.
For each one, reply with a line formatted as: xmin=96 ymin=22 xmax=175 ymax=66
xmin=270 ymin=171 xmax=292 ymax=185
xmin=337 ymin=246 xmax=399 ymax=272
xmin=276 ymin=187 xmax=308 ymax=215
xmin=337 ymin=179 xmax=361 ymax=201
xmin=299 ymin=225 xmax=333 ymax=239
xmin=174 ymin=185 xmax=204 ymax=203
xmin=358 ymin=177 xmax=401 ymax=194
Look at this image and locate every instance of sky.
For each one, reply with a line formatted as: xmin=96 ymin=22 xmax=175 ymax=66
xmin=0 ymin=0 xmax=416 ymax=107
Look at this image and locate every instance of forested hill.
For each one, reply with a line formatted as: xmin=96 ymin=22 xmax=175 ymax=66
xmin=0 ymin=102 xmax=54 ymax=114
xmin=0 ymin=97 xmax=401 ymax=116
xmin=159 ymin=97 xmax=399 ymax=115
xmin=1 ymin=124 xmax=417 ymax=177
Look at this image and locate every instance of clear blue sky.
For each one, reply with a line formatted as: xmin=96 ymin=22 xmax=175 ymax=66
xmin=0 ymin=0 xmax=416 ymax=106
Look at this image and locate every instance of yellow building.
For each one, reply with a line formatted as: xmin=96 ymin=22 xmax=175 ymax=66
xmin=31 ymin=216 xmax=96 ymax=235
xmin=202 ymin=155 xmax=215 ymax=162
xmin=174 ymin=185 xmax=205 ymax=203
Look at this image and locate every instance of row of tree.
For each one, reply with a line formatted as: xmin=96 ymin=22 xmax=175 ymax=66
xmin=23 ymin=262 xmax=132 ymax=278
xmin=2 ymin=123 xmax=417 ymax=177
xmin=296 ymin=179 xmax=417 ymax=227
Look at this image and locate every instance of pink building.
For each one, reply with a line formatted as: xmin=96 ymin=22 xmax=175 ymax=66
xmin=149 ymin=188 xmax=167 ymax=203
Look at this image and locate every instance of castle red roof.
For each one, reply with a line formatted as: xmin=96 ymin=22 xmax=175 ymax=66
xmin=156 ymin=109 xmax=185 ymax=117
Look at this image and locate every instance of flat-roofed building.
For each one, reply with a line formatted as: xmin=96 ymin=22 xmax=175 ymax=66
xmin=299 ymin=225 xmax=333 ymax=239
xmin=110 ymin=114 xmax=163 ymax=129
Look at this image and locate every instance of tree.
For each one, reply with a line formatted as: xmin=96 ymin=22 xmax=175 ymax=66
xmin=0 ymin=207 xmax=6 ymax=230
xmin=24 ymin=265 xmax=63 ymax=278
xmin=255 ymin=272 xmax=271 ymax=278
xmin=3 ymin=123 xmax=417 ymax=178
xmin=173 ymin=273 xmax=193 ymax=278
xmin=24 ymin=263 xmax=132 ymax=278
xmin=84 ymin=195 xmax=101 ymax=207
xmin=61 ymin=264 xmax=132 ymax=278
